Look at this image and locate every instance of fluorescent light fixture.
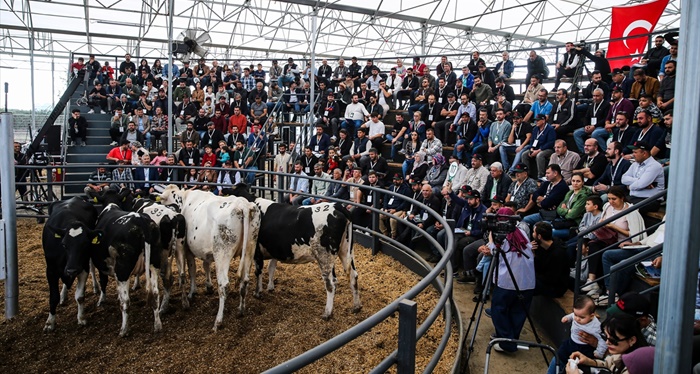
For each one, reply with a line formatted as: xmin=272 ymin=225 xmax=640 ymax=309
xmin=263 ymin=37 xmax=305 ymax=44
xmin=95 ymin=20 xmax=143 ymax=27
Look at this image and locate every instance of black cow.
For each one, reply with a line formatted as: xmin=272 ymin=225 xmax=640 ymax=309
xmin=230 ymin=183 xmax=361 ymax=319
xmin=93 ymin=204 xmax=162 ymax=337
xmin=42 ymin=197 xmax=100 ymax=332
xmin=86 ymin=187 xmax=134 ymax=211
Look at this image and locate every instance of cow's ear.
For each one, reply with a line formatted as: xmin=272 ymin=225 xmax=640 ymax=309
xmin=90 ymin=230 xmax=104 ymax=245
xmin=51 ymin=227 xmax=67 ymax=239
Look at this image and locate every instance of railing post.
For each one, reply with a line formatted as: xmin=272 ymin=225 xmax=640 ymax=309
xmin=371 ymin=189 xmax=380 ymax=255
xmin=277 ymin=173 xmax=286 ymax=203
xmin=574 ymin=237 xmax=583 ymax=300
xmin=397 ymin=299 xmax=417 ymax=374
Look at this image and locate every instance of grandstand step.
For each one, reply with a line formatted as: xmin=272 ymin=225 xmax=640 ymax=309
xmin=66 ymin=144 xmax=112 ymax=154
xmin=85 ymin=127 xmax=111 ymax=136
xmin=65 ymin=153 xmax=109 ymax=163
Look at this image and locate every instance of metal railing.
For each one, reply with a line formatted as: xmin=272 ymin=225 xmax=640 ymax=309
xmin=9 ymin=163 xmax=463 ymax=373
xmin=573 ymin=189 xmax=667 ymax=301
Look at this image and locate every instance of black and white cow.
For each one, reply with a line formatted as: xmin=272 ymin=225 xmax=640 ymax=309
xmin=131 ymin=198 xmax=187 ymax=313
xmin=42 ymin=197 xmax=100 ymax=332
xmin=155 ymin=185 xmax=261 ymax=331
xmin=230 ymin=183 xmax=361 ymax=320
xmin=92 ymin=204 xmax=162 ymax=337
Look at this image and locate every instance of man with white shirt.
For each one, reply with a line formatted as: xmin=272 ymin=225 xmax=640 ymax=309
xmin=361 ymin=113 xmax=386 ymax=151
xmin=464 ymin=154 xmax=490 ymax=193
xmin=443 ymin=155 xmax=469 ymax=193
xmin=621 ymin=141 xmax=665 ymax=213
xmin=341 ymin=94 xmax=370 ymax=138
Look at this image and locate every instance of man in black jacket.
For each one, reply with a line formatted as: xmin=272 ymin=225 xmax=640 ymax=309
xmin=379 ymin=174 xmax=412 ymax=239
xmin=481 ymin=162 xmax=512 ymax=205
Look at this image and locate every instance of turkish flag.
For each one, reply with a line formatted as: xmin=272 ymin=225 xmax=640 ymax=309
xmin=607 ymin=0 xmax=669 ymax=69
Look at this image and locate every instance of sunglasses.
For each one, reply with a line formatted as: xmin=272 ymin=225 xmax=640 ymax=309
xmin=600 ymin=331 xmax=629 ymax=346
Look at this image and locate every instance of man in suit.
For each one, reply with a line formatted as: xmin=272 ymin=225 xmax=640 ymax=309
xmin=133 ymin=153 xmax=159 ymax=196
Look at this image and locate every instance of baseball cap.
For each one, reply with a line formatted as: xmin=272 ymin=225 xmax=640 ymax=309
xmin=491 ymin=195 xmax=505 ymax=204
xmin=512 ymin=112 xmax=523 ymax=119
xmin=628 ymin=141 xmax=651 ymax=151
xmin=408 ymin=179 xmax=419 ymax=185
xmin=612 ymin=86 xmax=623 ymax=92
xmin=472 ymin=154 xmax=483 ymax=160
xmin=612 ymin=68 xmax=624 ymax=75
xmin=512 ymin=163 xmax=528 ymax=173
xmin=459 ymin=185 xmax=471 ymax=193
xmin=535 ymin=113 xmax=547 ymax=121
xmin=606 ymin=292 xmax=651 ymax=317
xmin=466 ymin=190 xmax=481 ymax=199
xmin=461 ymin=112 xmax=470 ymax=117
xmin=392 ymin=173 xmax=402 ymax=180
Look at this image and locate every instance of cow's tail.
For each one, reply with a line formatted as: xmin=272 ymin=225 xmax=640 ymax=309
xmin=338 ymin=213 xmax=354 ymax=274
xmin=237 ymin=206 xmax=250 ymax=280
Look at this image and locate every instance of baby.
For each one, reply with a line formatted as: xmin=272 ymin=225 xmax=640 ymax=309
xmin=547 ymin=295 xmax=607 ymax=374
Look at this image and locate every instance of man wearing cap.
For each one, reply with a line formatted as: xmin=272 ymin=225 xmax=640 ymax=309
xmin=621 ymin=141 xmax=664 ymax=213
xmin=523 ymin=164 xmax=568 ymax=228
xmin=435 ymin=92 xmax=459 ymax=144
xmin=506 ymin=163 xmax=538 ymax=215
xmin=200 ymin=121 xmax=225 ymax=152
xmin=501 ymin=112 xmax=533 ymax=173
xmin=380 ymin=174 xmax=412 ymax=239
xmin=481 ymin=162 xmax=512 ymax=205
xmin=522 ymin=114 xmax=556 ymax=179
xmin=443 ymin=155 xmax=469 ymax=194
xmin=610 ymin=68 xmax=633 ymax=98
xmin=464 ymin=154 xmax=490 ymax=192
xmin=68 ymin=109 xmax=88 ymax=147
xmin=445 ymin=188 xmax=487 ymax=280
xmin=605 ymin=292 xmax=657 ymax=346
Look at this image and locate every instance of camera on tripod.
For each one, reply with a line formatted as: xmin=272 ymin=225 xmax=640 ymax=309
xmin=481 ymin=213 xmax=521 ymax=243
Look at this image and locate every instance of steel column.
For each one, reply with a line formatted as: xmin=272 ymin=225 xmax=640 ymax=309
xmin=397 ymin=299 xmax=417 ymax=374
xmin=167 ymin=0 xmax=175 ymax=155
xmin=1 ymin=112 xmax=19 ymax=318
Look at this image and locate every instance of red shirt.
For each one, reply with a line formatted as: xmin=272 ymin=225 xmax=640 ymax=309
xmin=107 ymin=147 xmax=132 ymax=163
xmin=201 ymin=152 xmax=217 ymax=167
xmin=211 ymin=115 xmax=227 ymax=133
xmin=228 ymin=114 xmax=248 ymax=135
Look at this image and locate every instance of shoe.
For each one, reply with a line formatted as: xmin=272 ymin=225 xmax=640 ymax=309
xmin=539 ymin=176 xmax=547 ymax=182
xmin=110 ymin=141 xmax=118 ymax=146
xmin=493 ymin=343 xmax=507 ymax=352
xmin=596 ymin=295 xmax=609 ymax=307
xmin=473 ymin=271 xmax=484 ymax=293
xmin=581 ymin=282 xmax=600 ymax=293
xmin=456 ymin=272 xmax=476 ymax=284
xmin=88 ymin=109 xmax=95 ymax=114
xmin=485 ymin=308 xmax=492 ymax=318
xmin=490 ymin=333 xmax=497 ymax=340
xmin=66 ymin=141 xmax=73 ymax=147
xmin=81 ymin=141 xmax=87 ymax=147
xmin=100 ymin=110 xmax=106 ymax=114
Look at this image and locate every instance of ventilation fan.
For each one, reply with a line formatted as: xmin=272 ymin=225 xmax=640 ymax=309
xmin=172 ymin=28 xmax=211 ymax=63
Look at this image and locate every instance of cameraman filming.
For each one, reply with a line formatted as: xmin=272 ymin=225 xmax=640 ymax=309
xmin=480 ymin=207 xmax=535 ymax=353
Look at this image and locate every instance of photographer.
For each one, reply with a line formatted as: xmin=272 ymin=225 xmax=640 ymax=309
xmin=575 ymin=47 xmax=612 ymax=85
xmin=480 ymin=207 xmax=535 ymax=353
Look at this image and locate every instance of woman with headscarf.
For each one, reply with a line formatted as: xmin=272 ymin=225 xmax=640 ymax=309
xmin=425 ymin=153 xmax=448 ymax=194
xmin=479 ymin=206 xmax=535 ymax=353
xmin=407 ymin=151 xmax=429 ymax=183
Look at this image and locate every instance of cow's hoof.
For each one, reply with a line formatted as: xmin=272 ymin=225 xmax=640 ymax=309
xmin=43 ymin=324 xmax=55 ymax=333
xmin=205 ymin=286 xmax=214 ymax=295
xmin=266 ymin=286 xmax=275 ymax=292
xmin=154 ymin=322 xmax=162 ymax=333
xmin=77 ymin=319 xmax=87 ymax=326
xmin=182 ymin=298 xmax=190 ymax=310
xmin=352 ymin=305 xmax=362 ymax=314
xmin=119 ymin=330 xmax=129 ymax=338
xmin=321 ymin=313 xmax=332 ymax=321
xmin=253 ymin=292 xmax=262 ymax=299
xmin=187 ymin=292 xmax=195 ymax=301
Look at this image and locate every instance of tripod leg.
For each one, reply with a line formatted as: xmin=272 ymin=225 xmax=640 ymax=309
xmin=463 ymin=251 xmax=499 ymax=363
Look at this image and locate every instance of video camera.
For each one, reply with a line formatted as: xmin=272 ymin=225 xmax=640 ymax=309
xmin=481 ymin=213 xmax=521 ymax=243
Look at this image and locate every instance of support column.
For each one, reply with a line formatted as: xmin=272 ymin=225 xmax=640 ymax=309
xmin=306 ymin=9 xmax=318 ymax=144
xmin=29 ymin=31 xmax=36 ymax=136
xmin=1 ymin=112 xmax=18 ymax=319
xmin=167 ymin=0 xmax=175 ymax=155
xmin=654 ymin=1 xmax=700 ymax=373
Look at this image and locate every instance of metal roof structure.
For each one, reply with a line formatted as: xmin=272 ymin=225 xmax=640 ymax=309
xmin=1 ymin=0 xmax=682 ymax=65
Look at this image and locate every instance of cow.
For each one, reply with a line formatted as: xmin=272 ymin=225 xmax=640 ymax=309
xmin=155 ymin=184 xmax=261 ymax=331
xmin=131 ymin=198 xmax=188 ymax=313
xmin=42 ymin=197 xmax=100 ymax=332
xmin=230 ymin=183 xmax=361 ymax=320
xmin=92 ymin=204 xmax=162 ymax=337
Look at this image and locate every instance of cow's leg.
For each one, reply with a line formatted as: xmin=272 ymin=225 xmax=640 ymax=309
xmin=203 ymin=259 xmax=214 ymax=295
xmin=131 ymin=253 xmax=145 ymax=291
xmin=89 ymin=260 xmax=99 ymax=295
xmin=44 ymin=271 xmax=61 ymax=332
xmin=175 ymin=241 xmax=189 ymax=309
xmin=253 ymin=254 xmax=264 ymax=298
xmin=266 ymin=259 xmax=277 ymax=292
xmin=97 ymin=271 xmax=109 ymax=306
xmin=338 ymin=251 xmax=362 ymax=313
xmin=74 ymin=270 xmax=89 ymax=326
xmin=318 ymin=260 xmax=337 ymax=320
xmin=186 ymin=252 xmax=197 ymax=300
xmin=149 ymin=264 xmax=163 ymax=332
xmin=131 ymin=275 xmax=141 ymax=291
xmin=212 ymin=250 xmax=232 ymax=331
xmin=159 ymin=249 xmax=172 ymax=314
xmin=116 ymin=280 xmax=130 ymax=337
xmin=59 ymin=284 xmax=69 ymax=305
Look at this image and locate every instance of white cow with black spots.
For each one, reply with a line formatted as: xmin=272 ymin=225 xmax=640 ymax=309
xmin=155 ymin=185 xmax=261 ymax=331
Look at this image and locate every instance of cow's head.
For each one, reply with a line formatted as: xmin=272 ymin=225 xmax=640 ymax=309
xmin=229 ymin=183 xmax=256 ymax=202
xmin=48 ymin=222 xmax=103 ymax=278
xmin=154 ymin=184 xmax=183 ymax=207
xmin=87 ymin=187 xmax=134 ymax=211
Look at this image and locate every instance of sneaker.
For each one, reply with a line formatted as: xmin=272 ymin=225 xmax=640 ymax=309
xmin=81 ymin=141 xmax=87 ymax=147
xmin=100 ymin=110 xmax=106 ymax=114
xmin=581 ymin=282 xmax=600 ymax=293
xmin=110 ymin=141 xmax=118 ymax=146
xmin=485 ymin=308 xmax=492 ymax=318
xmin=493 ymin=343 xmax=506 ymax=352
xmin=596 ymin=295 xmax=609 ymax=307
xmin=456 ymin=272 xmax=476 ymax=284
xmin=87 ymin=109 xmax=95 ymax=114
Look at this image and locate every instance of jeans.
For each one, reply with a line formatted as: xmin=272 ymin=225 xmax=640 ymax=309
xmin=522 ymin=213 xmax=542 ymax=228
xmin=407 ymin=103 xmax=425 ymax=119
xmin=491 ymin=286 xmax=534 ymax=352
xmin=294 ymin=103 xmax=310 ymax=113
xmin=390 ymin=138 xmax=404 ymax=160
xmin=244 ymin=166 xmax=258 ymax=185
xmin=341 ymin=119 xmax=362 ymax=138
xmin=602 ymin=246 xmax=646 ymax=296
xmin=500 ymin=144 xmax=532 ymax=172
xmin=402 ymin=159 xmax=414 ymax=179
xmin=278 ymin=75 xmax=295 ymax=88
xmin=522 ymin=148 xmax=554 ymax=178
xmin=574 ymin=127 xmax=609 ymax=153
xmin=547 ymin=338 xmax=596 ymax=374
xmin=453 ymin=139 xmax=472 ymax=162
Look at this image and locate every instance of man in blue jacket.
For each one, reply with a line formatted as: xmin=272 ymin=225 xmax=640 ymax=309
xmin=443 ymin=188 xmax=488 ymax=272
xmin=523 ymin=164 xmax=569 ymax=227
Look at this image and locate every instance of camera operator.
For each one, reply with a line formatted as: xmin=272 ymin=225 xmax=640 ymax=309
xmin=479 ymin=207 xmax=535 ymax=353
xmin=575 ymin=46 xmax=612 ymax=85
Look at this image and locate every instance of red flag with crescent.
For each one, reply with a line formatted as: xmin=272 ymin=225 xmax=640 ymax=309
xmin=607 ymin=0 xmax=669 ymax=69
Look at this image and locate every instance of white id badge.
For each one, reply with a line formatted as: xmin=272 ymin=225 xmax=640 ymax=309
xmin=324 ymin=110 xmax=329 ymax=116
xmin=350 ymin=112 xmax=354 ymax=118
xmin=553 ymin=113 xmax=558 ymax=121
xmin=314 ymin=145 xmax=319 ymax=151
xmin=209 ymin=139 xmax=213 ymax=144
xmin=388 ymin=197 xmax=394 ymax=205
xmin=591 ymin=118 xmax=597 ymax=125
xmin=438 ymin=97 xmax=443 ymax=103
xmin=367 ymin=195 xmax=372 ymax=203
xmin=532 ymin=140 xmax=539 ymax=148
xmin=421 ymin=212 xmax=428 ymax=221
xmin=119 ymin=126 xmax=124 ymax=132
xmin=180 ymin=110 xmax=185 ymax=115
xmin=428 ymin=115 xmax=434 ymax=121
xmin=188 ymin=158 xmax=194 ymax=164
xmin=238 ymin=158 xmax=243 ymax=165
xmin=515 ymin=139 xmax=522 ymax=146
xmin=305 ymin=167 xmax=310 ymax=174
xmin=494 ymin=136 xmax=499 ymax=143
xmin=467 ymin=224 xmax=472 ymax=231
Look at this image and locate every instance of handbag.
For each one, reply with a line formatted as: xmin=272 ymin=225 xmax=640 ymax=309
xmin=539 ymin=208 xmax=558 ymax=221
xmin=552 ymin=218 xmax=577 ymax=230
xmin=593 ymin=225 xmax=618 ymax=245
